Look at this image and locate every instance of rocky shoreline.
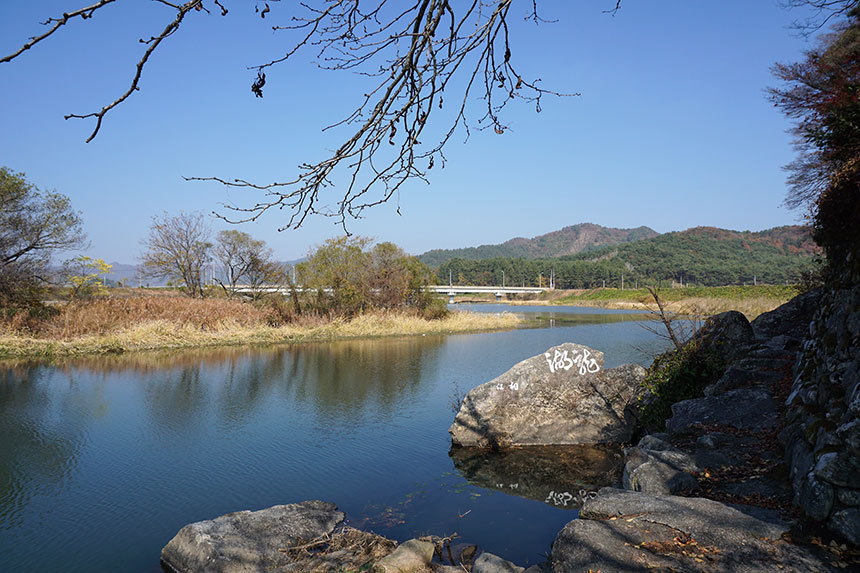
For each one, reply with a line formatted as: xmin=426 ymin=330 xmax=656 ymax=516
xmin=160 ymin=288 xmax=859 ymax=572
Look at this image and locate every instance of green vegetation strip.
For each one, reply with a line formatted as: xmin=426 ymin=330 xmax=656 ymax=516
xmin=554 ymin=285 xmax=801 ymax=303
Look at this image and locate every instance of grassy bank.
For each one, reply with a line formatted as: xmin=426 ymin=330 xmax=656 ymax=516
xmin=453 ymin=285 xmax=802 ymax=321
xmin=551 ymin=285 xmax=800 ymax=320
xmin=0 ymin=297 xmax=521 ymax=359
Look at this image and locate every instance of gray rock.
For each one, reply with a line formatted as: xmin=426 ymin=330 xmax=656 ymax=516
xmin=694 ymin=310 xmax=756 ymax=361
xmin=666 ymin=388 xmax=778 ymax=434
xmin=836 ymin=487 xmax=860 ymax=506
xmin=160 ymin=500 xmax=345 ymax=573
xmin=696 ymin=431 xmax=734 ymax=449
xmin=828 ymin=508 xmax=860 ymax=545
xmin=449 ymin=344 xmax=645 ymax=447
xmin=800 ymin=473 xmax=835 ymax=521
xmin=552 ymin=488 xmax=835 ymax=572
xmin=814 ymin=452 xmax=860 ymax=488
xmin=704 ymin=366 xmax=782 ymax=397
xmin=837 ymin=419 xmax=860 ymax=454
xmin=580 ymin=488 xmax=788 ymax=544
xmin=636 ymin=434 xmax=678 ymax=452
xmin=374 ymin=539 xmax=434 ymax=573
xmin=623 ymin=447 xmax=699 ymax=495
xmin=472 ymin=552 xmax=524 ymax=573
xmin=760 ymin=335 xmax=794 ymax=351
xmin=750 ymin=288 xmax=824 ymax=340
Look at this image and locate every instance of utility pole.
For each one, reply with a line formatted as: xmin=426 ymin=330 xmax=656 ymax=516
xmin=449 ymin=269 xmax=452 ymax=286
xmin=502 ymin=270 xmax=505 ymax=288
xmin=621 ymin=274 xmax=624 ymax=290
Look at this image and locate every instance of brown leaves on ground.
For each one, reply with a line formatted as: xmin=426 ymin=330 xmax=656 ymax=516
xmin=795 ymin=535 xmax=860 ymax=570
xmin=629 ymin=531 xmax=721 ymax=564
xmin=277 ymin=526 xmax=397 ymax=572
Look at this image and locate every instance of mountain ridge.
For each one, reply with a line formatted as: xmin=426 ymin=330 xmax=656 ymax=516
xmin=418 ymin=223 xmax=659 ymax=267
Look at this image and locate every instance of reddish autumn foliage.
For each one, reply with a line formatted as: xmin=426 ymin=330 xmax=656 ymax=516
xmin=770 ymin=8 xmax=860 ymax=280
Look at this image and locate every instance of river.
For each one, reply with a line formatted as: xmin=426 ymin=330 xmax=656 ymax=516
xmin=0 ymin=304 xmax=670 ymax=571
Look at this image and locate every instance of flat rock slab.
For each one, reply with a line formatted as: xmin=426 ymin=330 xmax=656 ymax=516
xmin=666 ymin=388 xmax=779 ymax=434
xmin=449 ymin=343 xmax=645 ymax=447
xmin=161 ymin=500 xmax=345 ymax=573
xmin=552 ymin=488 xmax=835 ymax=572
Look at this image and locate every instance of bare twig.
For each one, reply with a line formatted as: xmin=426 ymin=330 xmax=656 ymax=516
xmin=645 ymin=286 xmax=683 ymax=350
xmin=64 ymin=0 xmax=206 ymax=142
xmin=182 ymin=0 xmax=574 ymax=231
xmin=3 ymin=1 xmax=587 ymax=230
xmin=0 ymin=0 xmax=119 ymax=64
xmin=278 ymin=533 xmax=331 ymax=552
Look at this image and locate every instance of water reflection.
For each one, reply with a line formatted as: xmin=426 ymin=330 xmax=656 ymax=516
xmin=0 ymin=316 xmax=672 ymax=571
xmin=0 ymin=366 xmax=100 ymax=531
xmin=449 ymin=445 xmax=623 ymax=509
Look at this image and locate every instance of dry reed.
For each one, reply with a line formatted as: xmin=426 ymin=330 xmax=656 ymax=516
xmin=0 ymin=298 xmax=521 ymax=359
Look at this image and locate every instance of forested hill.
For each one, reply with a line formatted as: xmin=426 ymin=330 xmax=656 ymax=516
xmin=435 ymin=225 xmax=820 ymax=287
xmin=418 ymin=223 xmax=658 ymax=267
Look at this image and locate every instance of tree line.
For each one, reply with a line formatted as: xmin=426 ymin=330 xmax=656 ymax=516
xmin=436 ymin=228 xmax=819 ymax=288
xmin=1 ymin=168 xmax=443 ymax=323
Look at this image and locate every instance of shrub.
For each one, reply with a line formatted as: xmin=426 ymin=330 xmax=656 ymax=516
xmin=418 ymin=296 xmax=450 ymax=320
xmin=637 ymin=341 xmax=727 ymax=431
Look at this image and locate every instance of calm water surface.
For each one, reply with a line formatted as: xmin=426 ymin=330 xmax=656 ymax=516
xmin=0 ymin=305 xmax=668 ymax=572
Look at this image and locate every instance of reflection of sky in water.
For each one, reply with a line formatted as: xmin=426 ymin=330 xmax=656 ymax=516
xmin=0 ymin=318 xmax=671 ymax=572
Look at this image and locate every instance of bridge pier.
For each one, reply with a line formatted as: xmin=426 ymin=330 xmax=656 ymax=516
xmin=448 ymin=292 xmax=455 ymax=304
xmin=495 ymin=291 xmax=503 ymax=301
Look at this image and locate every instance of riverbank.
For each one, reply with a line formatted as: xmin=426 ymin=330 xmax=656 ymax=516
xmin=454 ymin=285 xmax=802 ymax=320
xmin=0 ymin=297 xmax=521 ymax=359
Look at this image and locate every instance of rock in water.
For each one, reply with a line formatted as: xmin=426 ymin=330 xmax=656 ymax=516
xmin=160 ymin=500 xmax=344 ymax=573
xmin=448 ymin=343 xmax=645 ymax=448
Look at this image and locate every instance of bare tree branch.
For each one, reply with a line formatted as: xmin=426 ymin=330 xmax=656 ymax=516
xmin=781 ymin=0 xmax=858 ymax=35
xmin=63 ymin=0 xmax=207 ymax=142
xmin=0 ymin=0 xmax=119 ymax=65
xmin=188 ymin=0 xmax=575 ymax=231
xmin=2 ymin=1 xmax=603 ymax=230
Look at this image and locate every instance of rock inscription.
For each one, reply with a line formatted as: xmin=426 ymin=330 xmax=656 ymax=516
xmin=449 ymin=343 xmax=644 ymax=448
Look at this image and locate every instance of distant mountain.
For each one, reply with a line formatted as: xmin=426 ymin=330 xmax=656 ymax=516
xmin=418 ymin=223 xmax=659 ymax=267
xmin=436 ymin=225 xmax=820 ymax=287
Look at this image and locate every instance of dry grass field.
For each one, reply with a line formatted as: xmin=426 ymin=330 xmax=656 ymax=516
xmin=0 ymin=294 xmax=521 ymax=359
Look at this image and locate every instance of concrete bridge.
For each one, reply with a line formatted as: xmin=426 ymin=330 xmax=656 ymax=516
xmin=426 ymin=285 xmax=547 ymax=303
xmin=233 ymin=284 xmax=547 ymax=302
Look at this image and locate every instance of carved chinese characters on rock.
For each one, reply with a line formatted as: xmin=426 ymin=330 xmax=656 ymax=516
xmin=544 ymin=348 xmax=600 ymax=375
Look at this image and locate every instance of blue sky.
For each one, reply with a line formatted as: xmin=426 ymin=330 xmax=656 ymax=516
xmin=0 ymin=1 xmax=822 ymax=263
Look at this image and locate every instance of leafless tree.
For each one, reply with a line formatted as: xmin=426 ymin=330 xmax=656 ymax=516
xmin=1 ymin=1 xmax=582 ymax=230
xmin=141 ymin=211 xmax=212 ymax=297
xmin=781 ymin=0 xmax=859 ymax=34
xmin=640 ymin=286 xmax=700 ymax=351
xmin=214 ymin=229 xmax=269 ymax=294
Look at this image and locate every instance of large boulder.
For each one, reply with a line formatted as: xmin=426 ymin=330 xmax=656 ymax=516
xmin=692 ymin=310 xmax=756 ymax=362
xmin=750 ymin=288 xmax=824 ymax=341
xmin=551 ymin=488 xmax=835 ymax=572
xmin=448 ymin=343 xmax=645 ymax=448
xmin=161 ymin=501 xmax=345 ymax=573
